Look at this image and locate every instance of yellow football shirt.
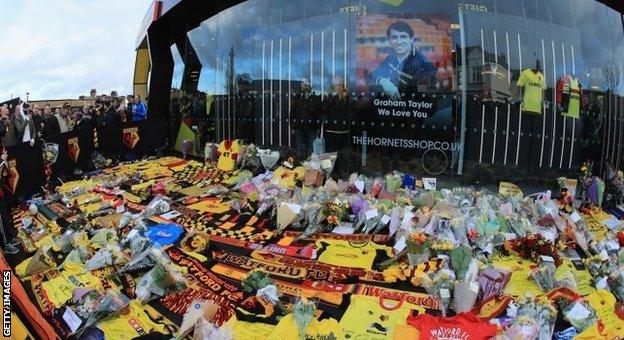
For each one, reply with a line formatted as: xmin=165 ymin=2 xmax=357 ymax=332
xmin=555 ymin=260 xmax=595 ymax=296
xmin=579 ymin=289 xmax=624 ymax=338
xmin=224 ymin=316 xmax=276 ymax=340
xmin=562 ymin=77 xmax=581 ymax=119
xmin=492 ymin=256 xmax=543 ymax=296
xmin=268 ymin=314 xmax=343 ymax=340
xmin=517 ymin=69 xmax=546 ymax=114
xmin=339 ymin=294 xmax=414 ymax=340
xmin=96 ymin=301 xmax=173 ymax=339
xmin=217 ymin=140 xmax=241 ymax=172
xmin=40 ymin=271 xmax=105 ymax=307
xmin=315 ymin=239 xmax=393 ymax=270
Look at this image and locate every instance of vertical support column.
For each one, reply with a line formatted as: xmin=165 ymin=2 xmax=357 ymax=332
xmin=539 ymin=38 xmax=546 ymax=168
xmin=332 ymin=30 xmax=336 ymax=80
xmin=569 ymin=44 xmax=576 ymax=169
xmin=504 ymin=32 xmax=511 ymax=165
xmin=457 ymin=9 xmax=467 ymax=175
xmin=549 ymin=40 xmax=556 ymax=168
xmin=262 ymin=41 xmax=265 ymax=145
xmin=279 ymin=39 xmax=283 ymax=146
xmin=321 ymin=31 xmax=325 ymax=100
xmin=270 ymin=40 xmax=274 ymax=145
xmin=559 ymin=42 xmax=567 ymax=169
xmin=478 ymin=28 xmax=485 ymax=164
xmin=344 ymin=29 xmax=348 ymax=89
xmin=288 ymin=37 xmax=292 ymax=148
xmin=491 ymin=30 xmax=498 ymax=164
xmin=310 ymin=33 xmax=314 ymax=89
xmin=515 ymin=33 xmax=523 ymax=166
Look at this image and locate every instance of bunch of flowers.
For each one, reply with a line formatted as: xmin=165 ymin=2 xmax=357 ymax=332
xmin=431 ymin=240 xmax=455 ymax=253
xmin=323 ymin=201 xmax=349 ymax=226
xmin=513 ymin=296 xmax=558 ymax=339
xmin=407 ymin=232 xmax=430 ymax=252
xmin=530 ymin=262 xmax=556 ymax=292
xmin=582 ymin=255 xmax=612 ymax=278
xmin=419 ymin=268 xmax=456 ymax=317
xmin=563 ymin=299 xmax=597 ymax=331
xmin=71 ymin=290 xmax=131 ymax=336
xmin=556 ymin=238 xmax=576 ymax=252
xmin=503 ymin=314 xmax=539 ymax=339
xmin=467 ymin=228 xmax=479 ymax=242
xmin=242 ymin=269 xmax=288 ymax=314
xmin=608 ymin=268 xmax=624 ymax=301
xmin=293 ymin=297 xmax=318 ymax=340
xmin=504 ymin=234 xmax=562 ymax=266
xmin=406 ymin=232 xmax=431 ymax=267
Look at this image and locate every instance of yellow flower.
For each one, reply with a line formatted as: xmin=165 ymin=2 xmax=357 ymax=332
xmin=410 ymin=276 xmax=423 ymax=287
xmin=383 ymin=265 xmax=407 ymax=283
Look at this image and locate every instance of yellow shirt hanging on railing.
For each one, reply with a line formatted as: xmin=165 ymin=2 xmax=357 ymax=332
xmin=217 ymin=140 xmax=240 ymax=172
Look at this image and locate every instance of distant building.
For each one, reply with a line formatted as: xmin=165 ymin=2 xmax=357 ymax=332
xmin=28 ymin=89 xmax=130 ymax=109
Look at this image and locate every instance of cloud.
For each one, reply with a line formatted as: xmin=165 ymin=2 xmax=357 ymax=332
xmin=0 ymin=0 xmax=153 ymax=102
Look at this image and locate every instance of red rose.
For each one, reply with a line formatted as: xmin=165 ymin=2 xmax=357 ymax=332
xmin=527 ymin=239 xmax=537 ymax=249
xmin=539 ymin=245 xmax=551 ymax=255
xmin=518 ymin=250 xmax=527 ymax=258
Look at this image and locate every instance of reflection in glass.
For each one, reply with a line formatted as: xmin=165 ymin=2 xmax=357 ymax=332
xmin=161 ymin=0 xmax=624 ymax=179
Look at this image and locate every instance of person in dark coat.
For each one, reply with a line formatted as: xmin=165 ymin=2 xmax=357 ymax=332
xmin=0 ymin=148 xmax=19 ymax=254
xmin=104 ymin=101 xmax=121 ymax=126
xmin=0 ymin=106 xmax=17 ymax=147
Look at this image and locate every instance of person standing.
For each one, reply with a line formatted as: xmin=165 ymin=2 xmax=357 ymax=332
xmin=32 ymin=105 xmax=44 ymax=138
xmin=12 ymin=102 xmax=36 ymax=145
xmin=58 ymin=104 xmax=73 ymax=133
xmin=117 ymin=97 xmax=130 ymax=122
xmin=77 ymin=106 xmax=94 ymax=130
xmin=104 ymin=100 xmax=121 ymax=126
xmin=41 ymin=105 xmax=52 ymax=126
xmin=92 ymin=103 xmax=106 ymax=127
xmin=132 ymin=95 xmax=147 ymax=121
xmin=0 ymin=149 xmax=20 ymax=254
xmin=44 ymin=103 xmax=73 ymax=139
xmin=190 ymin=93 xmax=203 ymax=120
xmin=0 ymin=105 xmax=17 ymax=147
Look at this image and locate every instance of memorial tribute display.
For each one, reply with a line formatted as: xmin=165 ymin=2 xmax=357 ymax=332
xmin=4 ymin=139 xmax=624 ymax=339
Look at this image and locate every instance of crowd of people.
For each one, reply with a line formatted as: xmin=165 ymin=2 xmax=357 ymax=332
xmin=0 ymin=94 xmax=147 ymax=253
xmin=0 ymin=94 xmax=147 ymax=147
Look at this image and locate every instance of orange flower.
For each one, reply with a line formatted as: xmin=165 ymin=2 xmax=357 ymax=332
xmin=327 ymin=215 xmax=339 ymax=225
xmin=409 ymin=232 xmax=428 ymax=245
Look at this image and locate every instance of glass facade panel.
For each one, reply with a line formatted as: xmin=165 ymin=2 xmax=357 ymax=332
xmin=171 ymin=45 xmax=184 ymax=90
xmin=164 ymin=0 xmax=624 ymax=180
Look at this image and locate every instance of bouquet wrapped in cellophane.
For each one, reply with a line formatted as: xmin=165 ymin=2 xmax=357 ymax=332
xmin=406 ymin=232 xmax=431 ymax=267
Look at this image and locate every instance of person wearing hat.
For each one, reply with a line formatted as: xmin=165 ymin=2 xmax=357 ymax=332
xmin=12 ymin=101 xmax=37 ymax=145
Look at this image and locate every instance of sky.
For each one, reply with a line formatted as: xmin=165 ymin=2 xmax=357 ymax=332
xmin=0 ymin=0 xmax=153 ymax=102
